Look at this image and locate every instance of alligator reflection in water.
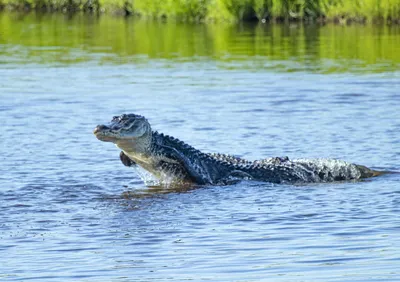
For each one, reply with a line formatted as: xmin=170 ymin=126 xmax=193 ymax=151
xmin=94 ymin=114 xmax=387 ymax=186
xmin=121 ymin=184 xmax=200 ymax=200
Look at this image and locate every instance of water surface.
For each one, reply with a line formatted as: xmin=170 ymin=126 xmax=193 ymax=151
xmin=0 ymin=13 xmax=400 ymax=281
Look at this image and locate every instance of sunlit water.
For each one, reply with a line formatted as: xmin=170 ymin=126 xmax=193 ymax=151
xmin=1 ymin=13 xmax=400 ymax=281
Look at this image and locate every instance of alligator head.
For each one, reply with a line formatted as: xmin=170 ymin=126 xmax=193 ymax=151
xmin=94 ymin=114 xmax=152 ymax=155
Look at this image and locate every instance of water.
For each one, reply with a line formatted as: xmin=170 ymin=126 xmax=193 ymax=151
xmin=1 ymin=13 xmax=400 ymax=281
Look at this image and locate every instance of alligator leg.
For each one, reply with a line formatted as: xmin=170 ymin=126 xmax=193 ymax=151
xmin=120 ymin=151 xmax=136 ymax=167
xmin=157 ymin=144 xmax=208 ymax=184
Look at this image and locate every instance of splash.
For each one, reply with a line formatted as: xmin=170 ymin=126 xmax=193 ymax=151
xmin=131 ymin=165 xmax=161 ymax=186
xmin=131 ymin=165 xmax=192 ymax=188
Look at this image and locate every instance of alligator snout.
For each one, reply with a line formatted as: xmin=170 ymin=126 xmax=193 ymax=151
xmin=93 ymin=124 xmax=109 ymax=134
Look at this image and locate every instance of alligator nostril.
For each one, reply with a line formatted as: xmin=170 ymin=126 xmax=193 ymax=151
xmin=94 ymin=125 xmax=109 ymax=134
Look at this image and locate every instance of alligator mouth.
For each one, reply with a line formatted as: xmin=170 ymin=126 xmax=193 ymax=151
xmin=93 ymin=125 xmax=120 ymax=142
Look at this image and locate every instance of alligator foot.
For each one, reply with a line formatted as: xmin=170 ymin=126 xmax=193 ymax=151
xmin=120 ymin=151 xmax=136 ymax=167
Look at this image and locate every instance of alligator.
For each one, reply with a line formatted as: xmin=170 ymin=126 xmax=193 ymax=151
xmin=94 ymin=113 xmax=386 ymax=186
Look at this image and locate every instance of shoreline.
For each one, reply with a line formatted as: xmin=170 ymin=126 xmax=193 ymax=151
xmin=1 ymin=0 xmax=400 ymax=24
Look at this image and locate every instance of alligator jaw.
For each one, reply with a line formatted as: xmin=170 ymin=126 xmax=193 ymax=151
xmin=93 ymin=125 xmax=119 ymax=143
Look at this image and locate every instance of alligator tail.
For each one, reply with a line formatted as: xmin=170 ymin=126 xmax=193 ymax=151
xmin=355 ymin=164 xmax=390 ymax=178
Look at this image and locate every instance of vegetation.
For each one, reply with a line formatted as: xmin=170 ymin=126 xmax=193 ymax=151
xmin=1 ymin=12 xmax=399 ymax=73
xmin=1 ymin=0 xmax=400 ymax=23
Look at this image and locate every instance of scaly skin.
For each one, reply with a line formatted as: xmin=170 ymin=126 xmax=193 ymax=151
xmin=94 ymin=114 xmax=386 ymax=185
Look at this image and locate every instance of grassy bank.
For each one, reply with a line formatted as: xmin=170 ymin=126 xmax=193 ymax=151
xmin=1 ymin=0 xmax=400 ymax=23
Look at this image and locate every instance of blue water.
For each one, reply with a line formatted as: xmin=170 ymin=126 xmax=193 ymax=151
xmin=1 ymin=19 xmax=400 ymax=282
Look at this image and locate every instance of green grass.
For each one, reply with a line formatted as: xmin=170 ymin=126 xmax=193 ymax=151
xmin=1 ymin=0 xmax=400 ymax=22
